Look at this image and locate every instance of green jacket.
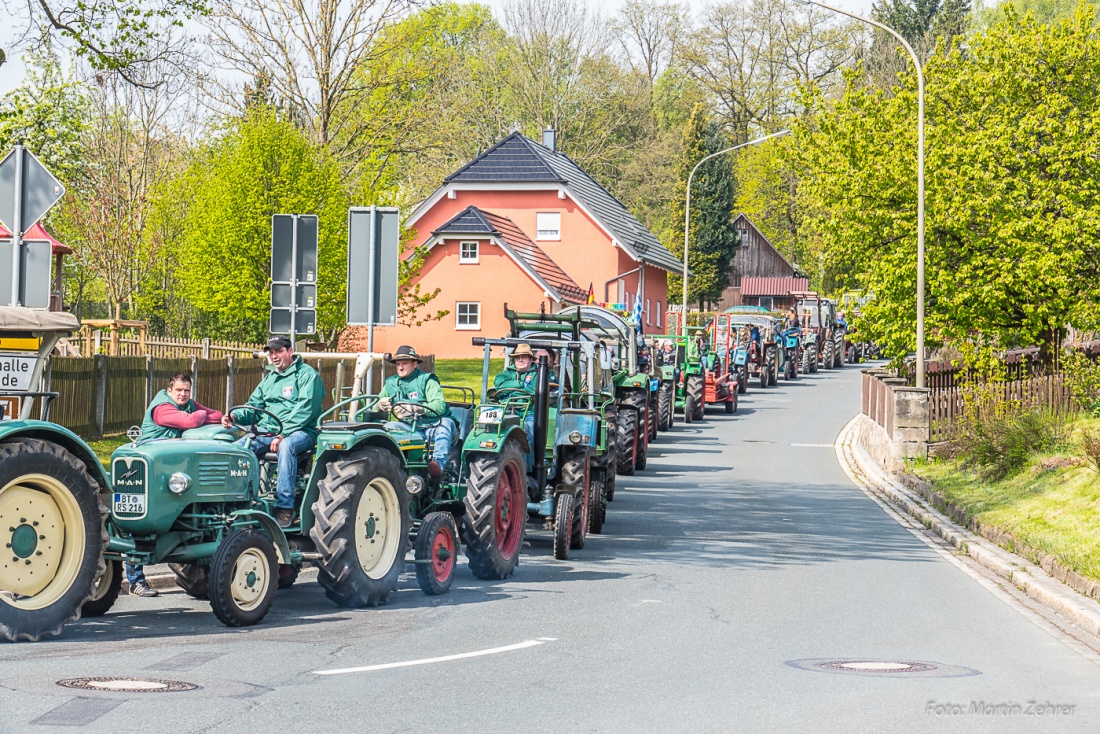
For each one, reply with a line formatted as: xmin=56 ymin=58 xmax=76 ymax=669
xmin=493 ymin=366 xmax=538 ymax=395
xmin=238 ymin=355 xmax=325 ymax=440
xmin=379 ymin=368 xmax=450 ymax=420
xmin=140 ymin=390 xmax=196 ymax=440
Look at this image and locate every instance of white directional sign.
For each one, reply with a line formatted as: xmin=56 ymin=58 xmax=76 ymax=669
xmin=0 ymin=352 xmax=37 ymax=390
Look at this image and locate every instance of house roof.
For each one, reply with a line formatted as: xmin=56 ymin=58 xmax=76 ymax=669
xmin=443 ymin=132 xmax=683 ymax=274
xmin=432 ymin=205 xmax=589 ymax=304
xmin=0 ymin=222 xmax=72 ymax=255
xmin=740 ymin=276 xmax=808 ymax=297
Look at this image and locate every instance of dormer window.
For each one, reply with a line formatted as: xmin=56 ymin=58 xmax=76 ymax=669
xmin=536 ymin=212 xmax=560 ymax=241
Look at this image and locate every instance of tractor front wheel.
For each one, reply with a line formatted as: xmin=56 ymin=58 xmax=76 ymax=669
xmin=81 ymin=559 xmax=122 ymax=618
xmin=311 ymin=448 xmax=411 ymax=607
xmin=415 ymin=512 xmax=458 ymax=596
xmin=563 ymin=450 xmax=590 ymax=550
xmin=552 ymin=494 xmax=574 ymax=561
xmin=822 ymin=340 xmax=834 ymax=370
xmin=657 ymin=382 xmax=673 ymax=431
xmin=0 ymin=438 xmax=106 ymax=642
xmin=209 ymin=529 xmax=278 ymax=627
xmin=277 ymin=565 xmax=299 ymax=590
xmin=588 ymin=467 xmax=607 ymax=534
xmin=768 ymin=350 xmax=779 ymax=387
xmin=687 ymin=376 xmax=705 ymax=421
xmin=169 ymin=563 xmax=209 ymax=599
xmin=463 ymin=441 xmax=526 ymax=580
xmin=615 ymin=408 xmax=638 ymax=476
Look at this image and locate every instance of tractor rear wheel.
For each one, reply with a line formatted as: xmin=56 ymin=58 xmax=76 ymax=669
xmin=615 ymin=408 xmax=638 ymax=476
xmin=563 ymin=450 xmax=590 ymax=550
xmin=725 ymin=399 xmax=734 ymax=414
xmin=81 ymin=560 xmax=122 ymax=618
xmin=311 ymin=448 xmax=411 ymax=607
xmin=209 ymin=529 xmax=278 ymax=627
xmin=687 ymin=376 xmax=704 ymax=421
xmin=415 ymin=512 xmax=458 ymax=596
xmin=810 ymin=345 xmax=819 ymax=373
xmin=835 ymin=339 xmax=845 ymax=368
xmin=822 ymin=340 xmax=834 ymax=370
xmin=169 ymin=563 xmax=209 ymax=599
xmin=588 ymin=467 xmax=606 ymax=535
xmin=277 ymin=565 xmax=299 ymax=589
xmin=739 ymin=368 xmax=749 ymax=394
xmin=463 ymin=441 xmax=526 ymax=580
xmin=848 ymin=345 xmax=858 ymax=364
xmin=553 ymin=494 xmax=574 ymax=561
xmin=0 ymin=438 xmax=107 ymax=642
xmin=657 ymin=382 xmax=673 ymax=431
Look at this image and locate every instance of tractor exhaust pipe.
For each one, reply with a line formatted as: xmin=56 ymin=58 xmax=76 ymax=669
xmin=533 ymin=354 xmax=550 ymax=492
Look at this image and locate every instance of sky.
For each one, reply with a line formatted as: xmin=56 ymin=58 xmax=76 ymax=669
xmin=0 ymin=0 xmax=876 ymax=96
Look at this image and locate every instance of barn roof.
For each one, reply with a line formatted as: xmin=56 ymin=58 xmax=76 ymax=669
xmin=740 ymin=276 xmax=809 ymax=297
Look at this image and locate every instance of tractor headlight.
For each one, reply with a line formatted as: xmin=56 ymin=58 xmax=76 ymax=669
xmin=568 ymin=430 xmax=583 ymax=444
xmin=168 ymin=472 xmax=191 ymax=495
xmin=406 ymin=476 xmax=426 ymax=495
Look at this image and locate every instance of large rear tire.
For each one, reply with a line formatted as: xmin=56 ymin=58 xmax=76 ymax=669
xmin=552 ymin=494 xmax=574 ymax=561
xmin=657 ymin=382 xmax=673 ymax=431
xmin=209 ymin=529 xmax=277 ymax=627
xmin=822 ymin=340 xmax=834 ymax=370
xmin=415 ymin=512 xmax=458 ymax=596
xmin=563 ymin=450 xmax=590 ymax=550
xmin=311 ymin=448 xmax=411 ymax=607
xmin=463 ymin=441 xmax=526 ymax=580
xmin=810 ymin=345 xmax=819 ymax=373
xmin=168 ymin=563 xmax=209 ymax=599
xmin=0 ymin=439 xmax=106 ymax=642
xmin=615 ymin=408 xmax=638 ymax=476
xmin=687 ymin=375 xmax=704 ymax=421
xmin=588 ymin=467 xmax=606 ymax=535
xmin=81 ymin=560 xmax=122 ymax=618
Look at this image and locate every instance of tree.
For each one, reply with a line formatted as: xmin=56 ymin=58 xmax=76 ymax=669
xmin=666 ymin=104 xmax=739 ymax=310
xmin=611 ymin=0 xmax=687 ymax=88
xmin=174 ymin=107 xmax=349 ymax=342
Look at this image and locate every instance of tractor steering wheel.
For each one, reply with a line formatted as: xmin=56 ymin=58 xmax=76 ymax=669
xmin=227 ymin=405 xmax=285 ymax=437
xmin=489 ymin=387 xmax=533 ymax=401
xmin=390 ymin=400 xmax=447 ymax=430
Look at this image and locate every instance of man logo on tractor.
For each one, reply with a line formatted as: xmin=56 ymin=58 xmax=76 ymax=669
xmin=377 ymin=345 xmax=455 ymax=481
xmin=222 ymin=336 xmax=325 ymax=528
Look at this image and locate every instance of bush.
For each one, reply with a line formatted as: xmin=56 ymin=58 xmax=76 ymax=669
xmin=1065 ymin=350 xmax=1100 ymax=415
xmin=1081 ymin=428 xmax=1100 ymax=472
xmin=953 ymin=408 xmax=1067 ymax=481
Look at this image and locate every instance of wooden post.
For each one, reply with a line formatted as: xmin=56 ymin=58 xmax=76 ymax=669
xmin=203 ymin=337 xmax=211 ymax=360
xmin=110 ymin=322 xmax=120 ymax=356
xmin=190 ymin=356 xmax=198 ymax=393
xmin=226 ymin=356 xmax=234 ymax=413
xmin=146 ymin=356 xmax=154 ymax=405
xmin=139 ymin=325 xmax=147 ymax=355
xmin=94 ymin=354 xmax=107 ymax=438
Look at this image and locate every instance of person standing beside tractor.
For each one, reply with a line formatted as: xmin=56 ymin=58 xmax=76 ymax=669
xmin=377 ymin=345 xmax=455 ymax=480
xmin=222 ymin=336 xmax=325 ymax=528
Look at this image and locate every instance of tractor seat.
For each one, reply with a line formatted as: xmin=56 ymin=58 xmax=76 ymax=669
xmin=449 ymin=405 xmax=473 ymax=442
xmin=320 ymin=420 xmax=382 ymax=430
xmin=261 ymin=450 xmax=314 ymax=476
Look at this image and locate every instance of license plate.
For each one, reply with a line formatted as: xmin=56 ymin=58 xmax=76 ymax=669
xmin=113 ymin=493 xmax=146 ymax=515
xmin=479 ymin=407 xmax=504 ymax=424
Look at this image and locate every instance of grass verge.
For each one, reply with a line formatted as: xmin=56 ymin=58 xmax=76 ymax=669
xmin=435 ymin=358 xmax=503 ymax=399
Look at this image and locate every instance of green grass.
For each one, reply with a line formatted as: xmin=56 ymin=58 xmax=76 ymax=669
xmin=435 ymin=358 xmax=503 ymax=400
xmin=87 ymin=436 xmax=129 ymax=469
xmin=912 ymin=416 xmax=1100 ymax=582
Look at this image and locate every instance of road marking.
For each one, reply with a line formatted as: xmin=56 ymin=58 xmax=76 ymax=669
xmin=312 ymin=638 xmax=557 ymax=676
xmin=632 ymin=599 xmax=662 ymax=606
xmin=32 ymin=699 xmax=124 ymax=726
xmin=791 ymin=443 xmax=834 ymax=447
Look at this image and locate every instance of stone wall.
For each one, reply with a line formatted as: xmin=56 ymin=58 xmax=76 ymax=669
xmin=856 ymin=369 xmax=930 ymax=473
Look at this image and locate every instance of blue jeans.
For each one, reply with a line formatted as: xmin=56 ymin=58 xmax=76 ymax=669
xmin=237 ymin=431 xmax=315 ymax=509
xmin=125 ymin=563 xmax=145 ymax=586
xmin=385 ymin=417 xmax=456 ymax=464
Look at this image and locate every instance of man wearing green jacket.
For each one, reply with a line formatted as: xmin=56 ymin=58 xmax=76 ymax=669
xmin=377 ymin=345 xmax=454 ymax=479
xmin=223 ymin=336 xmax=325 ymax=527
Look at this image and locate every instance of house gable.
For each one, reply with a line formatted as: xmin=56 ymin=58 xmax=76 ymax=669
xmin=731 ymin=213 xmax=798 ymax=287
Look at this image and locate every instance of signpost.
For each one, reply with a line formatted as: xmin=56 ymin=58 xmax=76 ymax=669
xmin=0 ymin=145 xmax=65 ymax=307
xmin=270 ymin=214 xmax=319 ymax=346
xmin=347 ymin=206 xmax=399 ymax=354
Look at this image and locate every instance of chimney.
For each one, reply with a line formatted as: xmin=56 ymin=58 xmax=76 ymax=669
xmin=542 ymin=128 xmax=556 ymax=152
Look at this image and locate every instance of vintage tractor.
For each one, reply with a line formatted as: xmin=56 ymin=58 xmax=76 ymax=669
xmin=777 ymin=324 xmax=802 ymax=381
xmin=792 ymin=291 xmax=844 ymax=371
xmin=727 ymin=314 xmax=780 ymax=389
xmin=701 ymin=313 xmax=738 ymax=413
xmin=662 ymin=311 xmax=706 ymax=423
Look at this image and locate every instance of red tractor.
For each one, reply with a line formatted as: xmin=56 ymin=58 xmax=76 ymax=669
xmin=703 ymin=314 xmax=739 ymax=413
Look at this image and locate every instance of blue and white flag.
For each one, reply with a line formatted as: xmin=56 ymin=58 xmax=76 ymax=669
xmin=632 ymin=286 xmax=644 ymax=332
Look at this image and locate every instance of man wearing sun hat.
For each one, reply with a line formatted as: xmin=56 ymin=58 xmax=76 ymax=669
xmin=222 ymin=336 xmax=325 ymax=527
xmin=377 ymin=345 xmax=455 ymax=479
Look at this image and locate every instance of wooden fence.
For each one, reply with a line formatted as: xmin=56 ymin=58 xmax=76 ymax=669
xmin=38 ymin=352 xmax=434 ymax=438
xmin=928 ymin=373 xmax=1074 ymax=443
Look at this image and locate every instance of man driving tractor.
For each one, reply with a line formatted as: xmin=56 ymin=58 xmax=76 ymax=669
xmin=222 ymin=336 xmax=325 ymax=527
xmin=377 ymin=345 xmax=455 ymax=480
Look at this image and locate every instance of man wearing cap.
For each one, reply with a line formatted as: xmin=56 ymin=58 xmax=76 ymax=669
xmin=221 ymin=336 xmax=325 ymax=527
xmin=377 ymin=346 xmax=454 ymax=479
xmin=491 ymin=343 xmax=540 ymax=458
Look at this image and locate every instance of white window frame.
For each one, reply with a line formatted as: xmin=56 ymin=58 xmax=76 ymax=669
xmin=536 ymin=212 xmax=561 ymax=241
xmin=646 ymin=298 xmax=652 ymax=325
xmin=455 ymin=301 xmax=481 ymax=330
xmin=758 ymin=296 xmax=774 ymax=310
xmin=459 ymin=241 xmax=479 ymax=264
xmin=657 ymin=300 xmax=662 ymax=326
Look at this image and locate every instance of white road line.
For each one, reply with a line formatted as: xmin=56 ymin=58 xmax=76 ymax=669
xmin=313 ymin=638 xmax=557 ymax=676
xmin=791 ymin=443 xmax=834 ymax=447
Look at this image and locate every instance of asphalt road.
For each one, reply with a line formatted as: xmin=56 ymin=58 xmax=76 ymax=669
xmin=3 ymin=364 xmax=1100 ymax=733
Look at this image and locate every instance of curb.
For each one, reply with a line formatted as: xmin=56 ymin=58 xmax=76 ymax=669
xmin=836 ymin=415 xmax=1100 ymax=642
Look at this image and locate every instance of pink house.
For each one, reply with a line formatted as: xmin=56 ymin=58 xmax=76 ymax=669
xmin=358 ymin=131 xmax=683 ymax=358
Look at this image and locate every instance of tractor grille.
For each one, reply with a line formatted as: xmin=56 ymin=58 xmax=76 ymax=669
xmin=197 ymin=461 xmax=229 ymax=487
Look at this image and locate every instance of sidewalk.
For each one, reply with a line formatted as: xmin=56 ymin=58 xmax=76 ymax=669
xmin=836 ymin=414 xmax=1100 ymax=646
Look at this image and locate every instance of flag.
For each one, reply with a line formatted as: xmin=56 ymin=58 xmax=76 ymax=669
xmin=632 ymin=283 xmax=644 ymax=332
xmin=586 ymin=283 xmax=595 ymax=305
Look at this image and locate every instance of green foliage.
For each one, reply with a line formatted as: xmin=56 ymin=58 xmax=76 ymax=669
xmin=174 ymin=108 xmax=348 ymax=342
xmin=954 ymin=407 xmax=1068 ymax=479
xmin=1065 ymin=350 xmax=1100 ymax=414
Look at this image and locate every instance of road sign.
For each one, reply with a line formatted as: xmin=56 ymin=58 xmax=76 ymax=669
xmin=270 ymin=214 xmax=320 ymax=341
xmin=0 ymin=145 xmax=65 ymax=307
xmin=0 ymin=351 xmax=37 ymax=391
xmin=347 ymin=207 xmax=399 ymax=332
xmin=0 ymin=147 xmax=65 ymax=234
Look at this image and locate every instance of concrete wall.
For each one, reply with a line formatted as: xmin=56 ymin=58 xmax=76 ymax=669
xmin=857 ymin=369 xmax=930 ymax=473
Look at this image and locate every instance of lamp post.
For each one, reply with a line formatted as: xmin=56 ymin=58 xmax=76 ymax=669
xmin=794 ymin=0 xmax=925 ymax=387
xmin=682 ymin=129 xmax=791 ymax=339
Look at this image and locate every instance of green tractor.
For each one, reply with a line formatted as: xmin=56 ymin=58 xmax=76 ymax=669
xmin=556 ymin=305 xmax=653 ymax=479
xmin=660 ymin=311 xmax=706 ymax=423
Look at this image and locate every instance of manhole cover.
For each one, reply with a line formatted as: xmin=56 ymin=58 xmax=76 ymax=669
xmin=57 ymin=677 xmax=199 ymax=693
xmin=786 ymin=658 xmax=979 ymax=678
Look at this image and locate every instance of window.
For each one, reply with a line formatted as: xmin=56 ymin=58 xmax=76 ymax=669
xmin=456 ymin=302 xmax=480 ymax=330
xmin=646 ymin=298 xmax=652 ymax=325
xmin=657 ymin=301 xmax=662 ymax=326
xmin=758 ymin=296 xmax=774 ymax=310
xmin=738 ymin=227 xmax=749 ymax=245
xmin=536 ymin=212 xmax=561 ymax=240
xmin=460 ymin=241 xmax=479 ymax=264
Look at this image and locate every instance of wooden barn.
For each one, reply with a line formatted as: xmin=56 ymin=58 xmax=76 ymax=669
xmin=716 ymin=214 xmax=803 ymax=311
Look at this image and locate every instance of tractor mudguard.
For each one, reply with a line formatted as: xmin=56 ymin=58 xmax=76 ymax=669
xmin=0 ymin=419 xmax=110 ymax=488
xmin=555 ymin=411 xmax=600 ymax=449
xmin=228 ymin=509 xmax=293 ymax=565
xmin=617 ymin=373 xmax=648 ymax=390
xmin=463 ymin=423 xmax=530 ymax=455
xmin=308 ymin=429 xmax=411 ymax=531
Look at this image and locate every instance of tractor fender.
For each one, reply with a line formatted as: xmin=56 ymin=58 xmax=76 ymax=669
xmin=0 ymin=419 xmax=111 ymax=489
xmin=306 ymin=430 xmax=409 ymax=531
xmin=463 ymin=423 xmax=529 ymax=455
xmin=228 ymin=509 xmax=292 ymax=565
xmin=555 ymin=411 xmax=600 ymax=449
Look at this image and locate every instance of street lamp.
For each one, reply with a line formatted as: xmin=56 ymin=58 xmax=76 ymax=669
xmin=682 ymin=129 xmax=791 ymax=339
xmin=794 ymin=0 xmax=925 ymax=387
